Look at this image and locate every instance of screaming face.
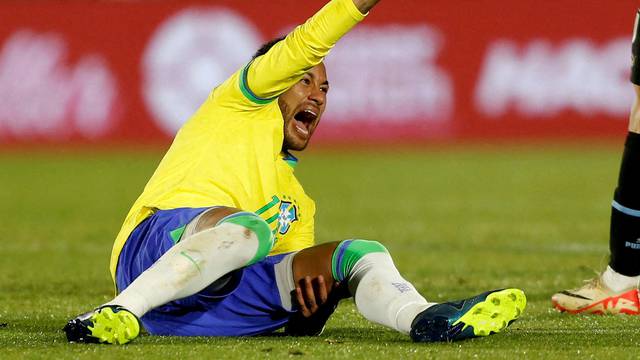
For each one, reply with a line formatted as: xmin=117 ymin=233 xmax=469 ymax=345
xmin=278 ymin=63 xmax=329 ymax=152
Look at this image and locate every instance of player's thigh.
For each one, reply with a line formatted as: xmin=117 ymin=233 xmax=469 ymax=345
xmin=117 ymin=206 xmax=243 ymax=293
xmin=143 ymin=253 xmax=295 ymax=336
xmin=185 ymin=206 xmax=244 ymax=234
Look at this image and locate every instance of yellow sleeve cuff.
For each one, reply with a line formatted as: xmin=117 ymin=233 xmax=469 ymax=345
xmin=340 ymin=0 xmax=368 ymax=21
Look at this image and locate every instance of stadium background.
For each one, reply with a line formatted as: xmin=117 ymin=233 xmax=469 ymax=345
xmin=0 ymin=0 xmax=635 ymax=145
xmin=3 ymin=1 xmax=640 ymax=358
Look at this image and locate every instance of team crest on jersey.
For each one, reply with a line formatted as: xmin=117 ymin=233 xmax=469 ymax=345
xmin=277 ymin=200 xmax=298 ymax=235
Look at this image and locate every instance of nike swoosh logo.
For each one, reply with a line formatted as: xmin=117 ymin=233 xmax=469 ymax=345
xmin=559 ymin=291 xmax=592 ymax=300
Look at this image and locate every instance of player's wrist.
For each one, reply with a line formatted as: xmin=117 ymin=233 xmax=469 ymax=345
xmin=350 ymin=0 xmax=379 ymax=16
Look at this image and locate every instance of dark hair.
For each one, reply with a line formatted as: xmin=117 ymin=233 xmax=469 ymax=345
xmin=252 ymin=36 xmax=286 ymax=60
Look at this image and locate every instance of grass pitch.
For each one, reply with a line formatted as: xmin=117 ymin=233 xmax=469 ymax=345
xmin=2 ymin=143 xmax=640 ymax=359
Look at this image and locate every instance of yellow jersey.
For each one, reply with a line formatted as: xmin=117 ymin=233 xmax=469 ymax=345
xmin=109 ymin=0 xmax=366 ymax=279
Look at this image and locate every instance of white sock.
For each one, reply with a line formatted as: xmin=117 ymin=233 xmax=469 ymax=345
xmin=348 ymin=252 xmax=434 ymax=334
xmin=601 ymin=265 xmax=640 ymax=292
xmin=106 ymin=223 xmax=259 ymax=317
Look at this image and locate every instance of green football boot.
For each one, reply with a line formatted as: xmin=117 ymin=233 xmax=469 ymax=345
xmin=63 ymin=305 xmax=140 ymax=345
xmin=410 ymin=288 xmax=526 ymax=342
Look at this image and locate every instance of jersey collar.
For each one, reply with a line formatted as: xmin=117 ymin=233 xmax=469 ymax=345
xmin=281 ymin=151 xmax=299 ymax=169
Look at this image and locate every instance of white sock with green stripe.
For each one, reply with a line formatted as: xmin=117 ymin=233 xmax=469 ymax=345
xmin=333 ymin=240 xmax=435 ymax=334
xmin=107 ymin=212 xmax=273 ymax=318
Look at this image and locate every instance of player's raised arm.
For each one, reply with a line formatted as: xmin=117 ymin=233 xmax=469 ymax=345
xmin=351 ymin=0 xmax=381 ymax=13
xmin=240 ymin=0 xmax=381 ymax=104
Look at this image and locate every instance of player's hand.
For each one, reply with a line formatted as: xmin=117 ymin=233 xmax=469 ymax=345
xmin=286 ymin=276 xmax=347 ymax=336
xmin=294 ymin=275 xmax=330 ymax=317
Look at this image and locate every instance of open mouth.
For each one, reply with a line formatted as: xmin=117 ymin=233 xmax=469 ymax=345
xmin=293 ymin=109 xmax=318 ymax=137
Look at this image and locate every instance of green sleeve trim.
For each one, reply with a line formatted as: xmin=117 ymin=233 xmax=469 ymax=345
xmin=239 ymin=60 xmax=277 ymax=105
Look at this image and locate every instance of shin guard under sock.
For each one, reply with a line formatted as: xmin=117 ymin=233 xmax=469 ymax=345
xmin=332 ymin=240 xmax=433 ymax=333
xmin=609 ymin=132 xmax=640 ymax=276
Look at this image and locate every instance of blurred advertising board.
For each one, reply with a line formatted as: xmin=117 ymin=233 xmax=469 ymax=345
xmin=0 ymin=0 xmax=635 ymax=145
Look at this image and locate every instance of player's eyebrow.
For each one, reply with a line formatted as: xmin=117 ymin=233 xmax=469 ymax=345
xmin=306 ymin=71 xmax=328 ymax=84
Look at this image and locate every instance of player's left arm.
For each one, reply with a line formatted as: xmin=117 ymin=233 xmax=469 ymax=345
xmin=283 ymin=214 xmax=352 ymax=336
xmin=275 ymin=205 xmax=344 ymax=336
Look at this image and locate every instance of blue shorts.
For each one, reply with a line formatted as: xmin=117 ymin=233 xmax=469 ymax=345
xmin=115 ymin=207 xmax=295 ymax=336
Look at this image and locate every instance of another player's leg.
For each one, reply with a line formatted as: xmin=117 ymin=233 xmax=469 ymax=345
xmin=551 ymin=93 xmax=640 ymax=314
xmin=288 ymin=240 xmax=526 ymax=342
xmin=64 ymin=207 xmax=274 ymax=344
xmin=551 ymin=11 xmax=640 ymax=315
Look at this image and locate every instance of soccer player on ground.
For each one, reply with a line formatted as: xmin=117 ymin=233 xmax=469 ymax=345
xmin=64 ymin=0 xmax=526 ymax=344
xmin=552 ymin=11 xmax=640 ymax=315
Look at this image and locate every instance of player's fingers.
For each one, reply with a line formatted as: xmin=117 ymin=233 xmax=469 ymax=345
xmin=316 ymin=275 xmax=328 ymax=304
xmin=295 ymin=286 xmax=312 ymax=317
xmin=303 ymin=276 xmax=318 ymax=313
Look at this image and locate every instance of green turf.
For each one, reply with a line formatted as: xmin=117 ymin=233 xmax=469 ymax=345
xmin=2 ymin=144 xmax=640 ymax=359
